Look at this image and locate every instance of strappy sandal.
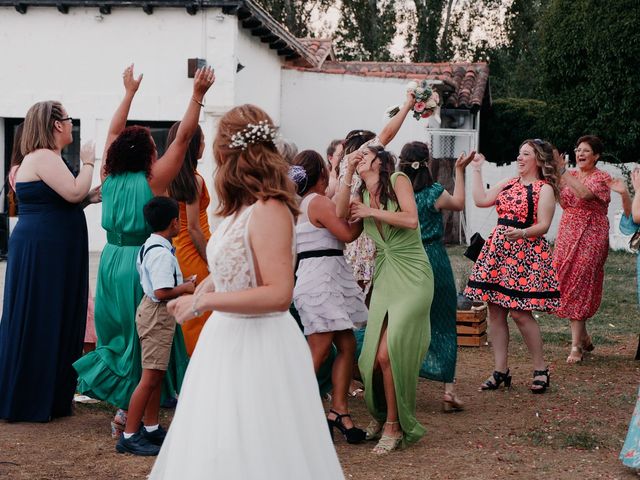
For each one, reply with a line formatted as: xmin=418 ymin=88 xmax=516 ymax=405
xmin=365 ymin=419 xmax=383 ymax=441
xmin=371 ymin=422 xmax=402 ymax=455
xmin=442 ymin=391 xmax=464 ymax=413
xmin=327 ymin=409 xmax=366 ymax=444
xmin=531 ymin=368 xmax=550 ymax=394
xmin=479 ymin=369 xmax=511 ymax=391
xmin=567 ymin=346 xmax=583 ymax=364
xmin=582 ymin=335 xmax=595 ymax=353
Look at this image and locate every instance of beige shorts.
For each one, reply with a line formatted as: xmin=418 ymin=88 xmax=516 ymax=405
xmin=136 ymin=295 xmax=176 ymax=371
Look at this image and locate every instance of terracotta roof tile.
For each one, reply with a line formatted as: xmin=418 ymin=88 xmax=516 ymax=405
xmin=284 ymin=60 xmax=490 ymax=110
xmin=296 ymin=38 xmax=335 ymax=67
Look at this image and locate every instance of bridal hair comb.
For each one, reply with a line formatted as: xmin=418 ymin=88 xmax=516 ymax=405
xmin=229 ymin=120 xmax=279 ymax=150
xmin=287 ymin=165 xmax=308 ymax=193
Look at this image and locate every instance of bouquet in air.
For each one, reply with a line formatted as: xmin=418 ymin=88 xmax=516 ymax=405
xmin=385 ymin=79 xmax=440 ymax=122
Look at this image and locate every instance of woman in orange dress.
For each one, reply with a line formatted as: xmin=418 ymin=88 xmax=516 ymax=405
xmin=167 ymin=123 xmax=212 ymax=356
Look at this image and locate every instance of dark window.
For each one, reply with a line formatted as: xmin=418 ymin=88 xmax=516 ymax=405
xmin=125 ymin=120 xmax=176 ymax=158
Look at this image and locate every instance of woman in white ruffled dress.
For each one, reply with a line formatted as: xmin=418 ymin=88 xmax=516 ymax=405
xmin=150 ymin=105 xmax=344 ymax=480
xmin=290 ymin=150 xmax=368 ymax=444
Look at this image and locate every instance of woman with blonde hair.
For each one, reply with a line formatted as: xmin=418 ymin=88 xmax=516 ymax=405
xmin=464 ymin=140 xmax=561 ymax=394
xmin=149 ymin=105 xmax=343 ymax=478
xmin=0 ymin=100 xmax=95 ymax=421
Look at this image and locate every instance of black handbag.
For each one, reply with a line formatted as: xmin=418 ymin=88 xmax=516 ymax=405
xmin=464 ymin=232 xmax=486 ymax=262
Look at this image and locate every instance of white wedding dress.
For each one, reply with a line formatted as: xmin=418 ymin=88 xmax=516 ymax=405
xmin=149 ymin=204 xmax=344 ymax=480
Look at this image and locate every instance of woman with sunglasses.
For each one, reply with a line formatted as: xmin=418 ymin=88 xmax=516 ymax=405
xmin=464 ymin=139 xmax=561 ymax=394
xmin=553 ymin=135 xmax=613 ymax=363
xmin=336 ymin=145 xmax=433 ymax=454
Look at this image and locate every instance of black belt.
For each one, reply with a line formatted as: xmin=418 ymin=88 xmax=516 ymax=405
xmin=294 ymin=249 xmax=343 ymax=276
xmin=497 ymin=218 xmax=533 ymax=229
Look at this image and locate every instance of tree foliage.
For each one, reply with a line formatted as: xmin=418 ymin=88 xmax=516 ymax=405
xmin=333 ymin=0 xmax=398 ymax=61
xmin=538 ymin=0 xmax=640 ymax=162
xmin=255 ymin=0 xmax=333 ymax=37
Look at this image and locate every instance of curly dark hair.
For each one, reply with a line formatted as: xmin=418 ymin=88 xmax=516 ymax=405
xmin=359 ymin=146 xmax=399 ymax=210
xmin=104 ymin=125 xmax=156 ymax=177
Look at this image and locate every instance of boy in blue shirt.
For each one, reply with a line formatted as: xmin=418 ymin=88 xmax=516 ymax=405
xmin=116 ymin=197 xmax=195 ymax=456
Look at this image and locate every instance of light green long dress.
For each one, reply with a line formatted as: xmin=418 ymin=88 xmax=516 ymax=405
xmin=73 ymin=172 xmax=188 ymax=409
xmin=359 ymin=172 xmax=433 ymax=447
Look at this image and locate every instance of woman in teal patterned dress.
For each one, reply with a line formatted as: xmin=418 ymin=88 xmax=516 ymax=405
xmin=399 ymin=142 xmax=474 ymax=413
xmin=336 ymin=146 xmax=433 ymax=454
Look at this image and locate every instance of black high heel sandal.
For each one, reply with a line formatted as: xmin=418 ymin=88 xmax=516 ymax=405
xmin=479 ymin=369 xmax=512 ymax=391
xmin=530 ymin=368 xmax=550 ymax=394
xmin=327 ymin=409 xmax=366 ymax=444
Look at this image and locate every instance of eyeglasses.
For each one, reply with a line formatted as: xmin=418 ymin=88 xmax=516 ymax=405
xmin=574 ymin=148 xmax=593 ymax=154
xmin=57 ymin=117 xmax=73 ymax=123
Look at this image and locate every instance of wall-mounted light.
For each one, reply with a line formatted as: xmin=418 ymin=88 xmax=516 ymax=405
xmin=188 ymin=58 xmax=207 ymax=78
xmin=236 ymin=63 xmax=245 ymax=73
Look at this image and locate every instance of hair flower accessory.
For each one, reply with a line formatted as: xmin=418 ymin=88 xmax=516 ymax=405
xmin=229 ymin=120 xmax=279 ymax=150
xmin=411 ymin=161 xmax=421 ymax=170
xmin=287 ymin=165 xmax=307 ymax=183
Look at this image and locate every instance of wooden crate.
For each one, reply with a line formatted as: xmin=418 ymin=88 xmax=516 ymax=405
xmin=456 ymin=303 xmax=487 ymax=347
xmin=457 ymin=333 xmax=487 ymax=347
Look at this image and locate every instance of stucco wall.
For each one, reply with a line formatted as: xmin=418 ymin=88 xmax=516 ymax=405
xmin=0 ymin=7 xmax=258 ymax=250
xmin=280 ymin=69 xmax=441 ymax=157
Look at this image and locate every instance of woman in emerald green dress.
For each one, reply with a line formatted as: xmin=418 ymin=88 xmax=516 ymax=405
xmin=399 ymin=142 xmax=474 ymax=413
xmin=336 ymin=146 xmax=433 ymax=454
xmin=73 ymin=65 xmax=215 ymax=435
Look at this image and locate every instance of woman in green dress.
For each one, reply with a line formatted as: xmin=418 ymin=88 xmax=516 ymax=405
xmin=336 ymin=146 xmax=433 ymax=454
xmin=73 ymin=65 xmax=215 ymax=435
xmin=399 ymin=142 xmax=474 ymax=412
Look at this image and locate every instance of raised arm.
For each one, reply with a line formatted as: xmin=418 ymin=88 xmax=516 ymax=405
xmin=378 ymin=90 xmax=416 ymax=146
xmin=335 ymin=151 xmax=363 ymax=218
xmin=435 ymin=151 xmax=475 ymax=212
xmin=149 ymin=67 xmax=215 ymax=195
xmin=351 ymin=174 xmax=418 ymax=230
xmin=470 ymin=153 xmax=508 ymax=207
xmin=632 ymin=169 xmax=640 ymax=224
xmin=167 ymin=199 xmax=295 ymax=322
xmin=609 ymin=177 xmax=632 ymax=217
xmin=101 ymin=64 xmax=143 ymax=182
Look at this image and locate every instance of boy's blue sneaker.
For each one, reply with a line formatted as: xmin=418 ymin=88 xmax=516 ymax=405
xmin=115 ymin=431 xmax=160 ymax=456
xmin=142 ymin=425 xmax=167 ymax=446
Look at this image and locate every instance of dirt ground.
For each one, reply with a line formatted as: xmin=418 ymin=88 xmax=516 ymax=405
xmin=0 ymin=337 xmax=638 ymax=480
xmin=1 ymin=250 xmax=640 ymax=479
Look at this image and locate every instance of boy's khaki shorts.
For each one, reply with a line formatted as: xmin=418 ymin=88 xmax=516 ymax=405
xmin=136 ymin=295 xmax=175 ymax=371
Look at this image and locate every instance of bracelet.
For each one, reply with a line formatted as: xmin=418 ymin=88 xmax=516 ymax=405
xmin=191 ymin=295 xmax=201 ymax=318
xmin=522 ymin=228 xmax=527 ymax=238
xmin=342 ymin=178 xmax=354 ymax=187
xmin=472 ymin=168 xmax=482 ymax=173
xmin=82 ymin=163 xmax=95 ymax=168
xmin=192 ymin=97 xmax=204 ymax=108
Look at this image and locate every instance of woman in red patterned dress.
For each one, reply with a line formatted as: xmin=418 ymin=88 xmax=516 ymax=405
xmin=464 ymin=140 xmax=561 ymax=394
xmin=553 ymin=135 xmax=611 ymax=364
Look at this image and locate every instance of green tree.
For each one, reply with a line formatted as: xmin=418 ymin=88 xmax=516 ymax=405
xmin=539 ymin=0 xmax=640 ymax=162
xmin=255 ymin=0 xmax=333 ymax=37
xmin=401 ymin=0 xmax=449 ymax=62
xmin=333 ymin=0 xmax=398 ymax=61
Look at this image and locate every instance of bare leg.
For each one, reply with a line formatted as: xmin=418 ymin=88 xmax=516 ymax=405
xmin=306 ymin=332 xmax=335 ymax=373
xmin=375 ymin=325 xmax=402 ymax=437
xmin=488 ymin=303 xmax=510 ymax=369
xmin=327 ymin=330 xmax=357 ymax=429
xmin=510 ymin=310 xmax=546 ymax=371
xmin=123 ymin=369 xmax=165 ymax=434
xmin=143 ymin=380 xmax=163 ymax=427
xmin=568 ymin=319 xmax=587 ymax=363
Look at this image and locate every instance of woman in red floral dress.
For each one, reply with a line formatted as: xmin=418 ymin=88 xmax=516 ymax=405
xmin=554 ymin=135 xmax=611 ymax=364
xmin=464 ymin=140 xmax=561 ymax=394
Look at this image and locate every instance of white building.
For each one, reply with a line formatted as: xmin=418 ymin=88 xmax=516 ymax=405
xmin=0 ymin=0 xmax=491 ymax=251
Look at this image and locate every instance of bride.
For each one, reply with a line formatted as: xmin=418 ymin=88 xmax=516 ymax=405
xmin=149 ymin=104 xmax=344 ymax=479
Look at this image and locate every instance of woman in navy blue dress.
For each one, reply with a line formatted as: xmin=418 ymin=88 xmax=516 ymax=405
xmin=0 ymin=101 xmax=95 ymax=422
